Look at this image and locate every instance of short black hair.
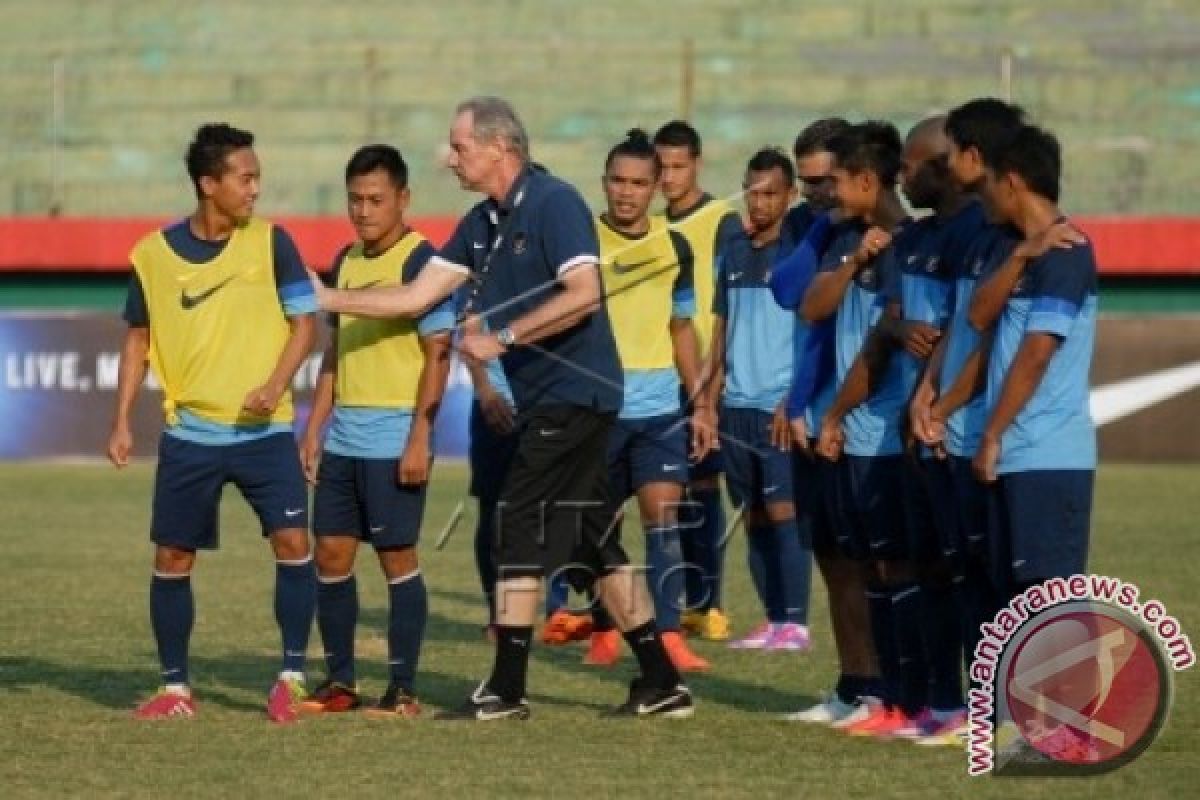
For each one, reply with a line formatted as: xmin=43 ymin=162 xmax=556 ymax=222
xmin=185 ymin=123 xmax=254 ymax=194
xmin=746 ymin=146 xmax=796 ymax=185
xmin=944 ymin=97 xmax=1027 ymax=167
xmin=345 ymin=144 xmax=408 ymax=188
xmin=605 ymin=128 xmax=660 ymax=175
xmin=992 ymin=124 xmax=1062 ymax=203
xmin=793 ymin=118 xmax=851 ymax=159
xmin=827 ymin=121 xmax=903 ymax=185
xmin=653 ymin=119 xmax=702 ymax=157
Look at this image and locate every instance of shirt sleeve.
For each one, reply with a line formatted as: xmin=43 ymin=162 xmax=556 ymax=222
xmin=1026 ymin=244 xmax=1097 ymax=338
xmin=769 ymin=213 xmax=832 ymax=309
xmin=714 ymin=210 xmax=744 ymax=256
xmin=540 ymin=188 xmax=600 ymax=277
xmin=429 ymin=216 xmax=474 ymax=274
xmin=712 ymin=249 xmax=728 ymax=317
xmin=668 ymin=230 xmax=696 ymax=318
xmin=122 ymin=272 xmax=149 ymax=327
xmin=403 ymin=240 xmax=456 ymax=336
xmin=272 ymin=226 xmax=318 ymax=316
xmin=788 ymin=318 xmax=835 ymax=420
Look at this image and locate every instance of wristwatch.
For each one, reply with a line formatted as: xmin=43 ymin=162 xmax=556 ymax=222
xmin=496 ymin=327 xmax=517 ymax=349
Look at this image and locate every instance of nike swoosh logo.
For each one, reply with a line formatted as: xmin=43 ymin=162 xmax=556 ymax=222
xmin=610 ymin=256 xmax=659 ymax=274
xmin=356 ymin=280 xmax=383 ymax=289
xmin=370 ymin=525 xmax=385 ymax=534
xmin=180 ymin=276 xmax=236 ymax=309
xmin=284 ymin=508 xmax=304 ymax=517
xmin=539 ymin=429 xmax=561 ymax=436
xmin=635 ymin=696 xmax=680 ymax=714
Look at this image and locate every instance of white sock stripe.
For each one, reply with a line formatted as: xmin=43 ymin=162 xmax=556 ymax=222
xmin=276 ymin=556 xmax=314 ymax=567
xmin=153 ymin=571 xmax=191 ymax=580
xmin=388 ymin=569 xmax=421 ymax=585
xmin=317 ymin=572 xmax=354 ymax=584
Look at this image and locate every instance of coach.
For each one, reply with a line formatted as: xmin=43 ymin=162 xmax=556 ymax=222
xmin=312 ymin=96 xmax=693 ymax=721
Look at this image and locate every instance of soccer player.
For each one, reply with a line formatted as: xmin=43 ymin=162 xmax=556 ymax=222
xmin=312 ymin=97 xmax=693 ymax=720
xmin=967 ymin=125 xmax=1097 ymax=600
xmin=815 ymin=117 xmax=983 ymax=740
xmin=581 ymin=129 xmax=714 ymax=671
xmin=706 ymin=147 xmax=812 ymax=652
xmin=913 ymin=98 xmax=1079 ymax=644
xmin=108 ymin=123 xmax=318 ymax=723
xmin=654 ymin=120 xmax=744 ymax=641
xmin=297 ymin=145 xmax=453 ymax=717
xmin=805 ymin=121 xmax=922 ymax=736
xmin=770 ymin=119 xmax=882 ymax=725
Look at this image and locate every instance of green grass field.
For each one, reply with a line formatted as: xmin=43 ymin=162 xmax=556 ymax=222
xmin=1 ymin=462 xmax=1196 ymax=798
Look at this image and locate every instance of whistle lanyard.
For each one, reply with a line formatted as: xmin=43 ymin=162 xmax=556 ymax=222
xmin=459 ymin=182 xmax=527 ymax=321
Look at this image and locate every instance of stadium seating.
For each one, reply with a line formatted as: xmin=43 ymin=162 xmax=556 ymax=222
xmin=0 ymin=0 xmax=1197 ymax=215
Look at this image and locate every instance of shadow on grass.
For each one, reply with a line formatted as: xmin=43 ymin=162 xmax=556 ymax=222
xmin=0 ymin=653 xmax=481 ymax=716
xmin=0 ymin=652 xmax=273 ymax=712
xmin=529 ymin=642 xmax=819 ymax=715
xmin=424 ymin=587 xmax=820 ymax=714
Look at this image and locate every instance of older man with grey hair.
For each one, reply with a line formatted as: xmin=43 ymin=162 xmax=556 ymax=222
xmin=312 ymin=96 xmax=695 ymax=721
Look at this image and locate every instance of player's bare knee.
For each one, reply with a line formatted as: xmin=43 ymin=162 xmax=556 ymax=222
xmin=270 ymin=528 xmax=312 ymax=562
xmin=153 ymin=546 xmax=195 ymax=576
xmin=764 ymin=501 xmax=795 ymax=525
xmin=379 ymin=546 xmax=418 ymax=581
xmin=315 ymin=536 xmax=356 ymax=577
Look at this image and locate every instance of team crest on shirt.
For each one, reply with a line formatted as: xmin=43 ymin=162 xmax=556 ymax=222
xmin=1011 ymin=274 xmax=1028 ymax=295
xmin=511 ymin=232 xmax=528 ymax=256
xmin=859 ymin=266 xmax=876 ymax=286
xmin=925 ymin=256 xmax=939 ymax=273
xmin=971 ymin=257 xmax=985 ymax=277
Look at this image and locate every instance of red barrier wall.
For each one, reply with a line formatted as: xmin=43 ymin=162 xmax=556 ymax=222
xmin=1 ymin=215 xmax=1198 ymax=274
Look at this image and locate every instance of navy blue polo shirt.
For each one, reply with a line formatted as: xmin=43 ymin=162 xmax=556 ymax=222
xmin=434 ymin=165 xmax=623 ymax=413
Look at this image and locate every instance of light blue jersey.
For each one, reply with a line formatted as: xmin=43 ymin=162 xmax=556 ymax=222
xmin=986 ymin=242 xmax=1098 ymax=472
xmin=715 ymin=229 xmax=798 ymax=412
xmin=940 ymin=225 xmax=1019 ymax=457
xmin=821 ymin=223 xmax=909 ymax=456
xmin=889 ymin=211 xmax=975 ymax=402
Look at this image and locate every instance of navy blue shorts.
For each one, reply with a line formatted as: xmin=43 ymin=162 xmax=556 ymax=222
xmin=682 ymin=390 xmax=722 ymax=482
xmin=689 ymin=446 xmax=724 ymax=481
xmin=901 ymin=454 xmax=942 ymax=564
xmin=923 ymin=455 xmax=991 ymax=579
xmin=793 ymin=446 xmax=836 ymax=557
xmin=151 ymin=432 xmax=308 ymax=551
xmin=312 ymin=453 xmax=427 ymax=549
xmin=720 ymin=407 xmax=794 ymax=511
xmin=468 ymin=400 xmax=519 ymax=503
xmin=837 ymin=454 xmax=908 ymax=562
xmin=607 ymin=413 xmax=688 ymax=502
xmin=988 ymin=469 xmax=1093 ymax=587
